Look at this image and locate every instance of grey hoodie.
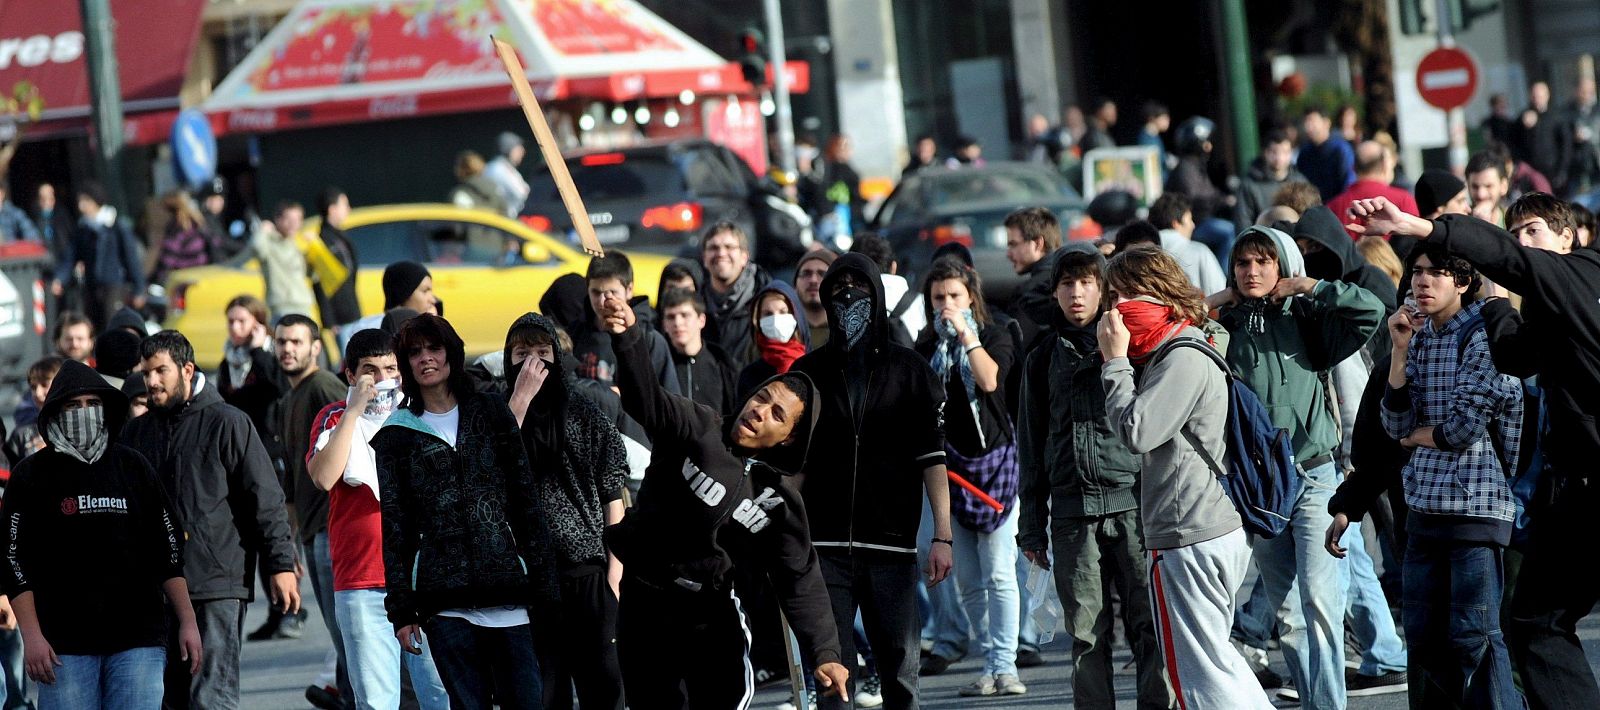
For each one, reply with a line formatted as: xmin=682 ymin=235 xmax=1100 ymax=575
xmin=1102 ymin=325 xmax=1242 ymax=549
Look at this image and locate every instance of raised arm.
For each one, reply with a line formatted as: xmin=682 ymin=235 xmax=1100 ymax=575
xmin=602 ymin=296 xmax=709 ymax=443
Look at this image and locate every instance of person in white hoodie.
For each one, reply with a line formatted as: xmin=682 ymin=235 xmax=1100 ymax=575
xmin=1149 ymin=192 xmax=1226 ymax=296
xmin=307 ymin=329 xmax=449 ymax=710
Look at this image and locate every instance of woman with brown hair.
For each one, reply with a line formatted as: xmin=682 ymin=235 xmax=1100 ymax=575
xmin=1098 ymin=246 xmax=1272 ymax=709
xmin=152 ymin=191 xmax=213 ymax=285
xmin=913 ymin=257 xmax=1027 ymax=697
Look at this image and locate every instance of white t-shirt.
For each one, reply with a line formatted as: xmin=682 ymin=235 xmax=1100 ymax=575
xmin=438 ymin=606 xmax=531 ymax=628
xmin=421 ymin=406 xmax=460 ymax=448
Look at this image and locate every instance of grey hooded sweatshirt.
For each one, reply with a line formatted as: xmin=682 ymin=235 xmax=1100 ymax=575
xmin=1102 ymin=325 xmax=1242 ymax=549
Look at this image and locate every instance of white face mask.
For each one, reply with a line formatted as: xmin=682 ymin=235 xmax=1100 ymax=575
xmin=356 ymin=379 xmax=404 ymax=424
xmin=759 ymin=313 xmax=799 ymax=342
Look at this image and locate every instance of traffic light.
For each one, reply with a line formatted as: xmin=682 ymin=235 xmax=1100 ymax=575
xmin=738 ymin=27 xmax=767 ymax=87
xmin=1398 ymin=0 xmax=1501 ymax=35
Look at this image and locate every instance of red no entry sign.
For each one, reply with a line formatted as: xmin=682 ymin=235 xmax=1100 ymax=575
xmin=1417 ymin=46 xmax=1479 ymax=110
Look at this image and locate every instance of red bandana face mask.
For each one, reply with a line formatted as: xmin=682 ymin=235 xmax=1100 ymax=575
xmin=1116 ymin=298 xmax=1188 ymax=362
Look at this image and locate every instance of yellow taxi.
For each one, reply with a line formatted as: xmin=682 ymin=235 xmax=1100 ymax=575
xmin=164 ymin=204 xmax=672 ymax=364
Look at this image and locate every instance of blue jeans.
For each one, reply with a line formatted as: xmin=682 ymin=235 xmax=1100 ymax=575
xmin=1403 ymin=536 xmax=1524 ymax=708
xmin=305 ymin=533 xmax=352 ymax=703
xmin=421 ymin=617 xmax=542 ymax=710
xmin=37 ymin=646 xmax=165 ymax=710
xmin=950 ymin=507 xmax=1021 ymax=676
xmin=918 ymin=495 xmax=969 ymax=659
xmin=1243 ymin=460 xmax=1347 ymax=709
xmin=1342 ymin=521 xmax=1407 ymax=676
xmin=336 ymin=589 xmax=449 ymax=710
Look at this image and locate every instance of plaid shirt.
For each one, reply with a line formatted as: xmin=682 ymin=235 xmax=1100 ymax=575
xmin=1382 ymin=301 xmax=1522 ymax=522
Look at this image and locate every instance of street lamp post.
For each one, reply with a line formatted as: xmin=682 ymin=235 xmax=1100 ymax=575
xmin=80 ymin=0 xmax=126 ymax=210
xmin=764 ymin=0 xmax=796 ymax=179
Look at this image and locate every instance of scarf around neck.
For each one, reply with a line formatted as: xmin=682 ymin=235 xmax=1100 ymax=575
xmin=1118 ymin=297 xmax=1188 ymax=363
xmin=756 ymin=333 xmax=807 ymax=373
xmin=224 ymin=341 xmax=256 ymax=385
xmin=930 ymin=310 xmax=986 ymax=449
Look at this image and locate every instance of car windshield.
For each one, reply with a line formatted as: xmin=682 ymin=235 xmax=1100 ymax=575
xmin=528 ymin=155 xmax=686 ymax=203
xmin=921 ymin=169 xmax=1073 ymax=208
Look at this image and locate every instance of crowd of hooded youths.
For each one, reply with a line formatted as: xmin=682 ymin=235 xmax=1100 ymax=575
xmin=8 ymin=101 xmax=1600 ymax=710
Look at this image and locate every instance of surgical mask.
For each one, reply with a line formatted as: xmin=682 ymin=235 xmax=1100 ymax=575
xmin=830 ymin=287 xmax=872 ymax=349
xmin=45 ymin=404 xmax=108 ymax=464
xmin=357 ymin=379 xmax=403 ymax=424
xmin=759 ymin=313 xmax=798 ymax=342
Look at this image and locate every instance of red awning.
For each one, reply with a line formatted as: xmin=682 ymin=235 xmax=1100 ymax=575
xmin=200 ymin=0 xmax=806 ymax=136
xmin=0 ymin=0 xmax=207 ymax=142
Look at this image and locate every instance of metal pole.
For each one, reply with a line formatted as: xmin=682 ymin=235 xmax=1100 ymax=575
xmin=80 ymin=0 xmax=126 ymax=210
xmin=764 ymin=0 xmax=797 ymax=178
xmin=1436 ymin=0 xmax=1468 ymax=173
xmin=1218 ymin=0 xmax=1259 ymax=176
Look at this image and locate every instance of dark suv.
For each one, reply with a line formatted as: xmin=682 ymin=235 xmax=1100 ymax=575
xmin=523 ymin=138 xmax=812 ymax=268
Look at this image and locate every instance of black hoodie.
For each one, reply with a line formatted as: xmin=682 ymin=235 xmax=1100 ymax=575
xmin=3 ymin=360 xmax=185 ymax=655
xmin=503 ymin=313 xmax=629 ymax=569
xmin=1428 ymin=214 xmax=1600 ymax=476
xmin=1294 ymin=206 xmax=1399 ymax=315
xmin=790 ymin=253 xmax=947 ymax=556
xmin=607 ymin=320 xmax=841 ymax=668
xmin=122 ymin=370 xmax=297 ymax=602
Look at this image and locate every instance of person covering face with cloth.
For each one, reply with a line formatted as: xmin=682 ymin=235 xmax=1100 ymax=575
xmin=2 ymin=359 xmax=202 ymax=709
xmin=1097 ymin=245 xmax=1272 ymax=709
xmin=912 ymin=258 xmax=1027 ymax=697
xmin=790 ymin=253 xmax=954 ymax=710
xmin=596 ymin=289 xmax=847 ymax=709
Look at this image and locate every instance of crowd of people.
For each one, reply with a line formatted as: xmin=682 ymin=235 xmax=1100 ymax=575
xmin=6 ymin=79 xmax=1600 ymax=710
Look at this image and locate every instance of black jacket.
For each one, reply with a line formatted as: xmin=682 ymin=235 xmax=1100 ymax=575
xmin=315 ymin=224 xmax=361 ymax=327
xmin=502 ymin=313 xmax=629 ymax=569
xmin=607 ymin=321 xmax=841 ymax=667
xmin=217 ymin=346 xmax=286 ymax=462
xmin=122 ymin=373 xmax=295 ymax=601
xmin=702 ymin=262 xmax=773 ymax=371
xmin=1328 ymin=351 xmax=1411 ymax=522
xmin=679 ymin=345 xmax=739 ymax=417
xmin=2 ymin=361 xmax=185 ymax=655
xmin=1430 ymin=214 xmax=1600 ymax=475
xmin=372 ymin=392 xmax=558 ymax=627
xmin=1017 ymin=320 xmax=1142 ymax=551
xmin=1293 ymin=205 xmax=1398 ymax=355
xmin=791 ymin=254 xmax=946 ymax=556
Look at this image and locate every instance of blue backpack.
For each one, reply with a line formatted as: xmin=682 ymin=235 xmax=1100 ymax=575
xmin=1148 ymin=337 xmax=1304 ymax=539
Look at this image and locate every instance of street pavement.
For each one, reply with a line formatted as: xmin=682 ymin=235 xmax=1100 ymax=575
xmin=237 ymin=576 xmax=1600 ymax=709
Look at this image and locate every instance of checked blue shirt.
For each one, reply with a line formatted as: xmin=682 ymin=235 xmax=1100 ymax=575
xmin=1382 ymin=300 xmax=1522 ymax=524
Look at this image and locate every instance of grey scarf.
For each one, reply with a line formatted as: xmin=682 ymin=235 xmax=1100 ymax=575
xmin=224 ymin=341 xmax=256 ymax=385
xmin=46 ymin=404 xmax=108 ymax=464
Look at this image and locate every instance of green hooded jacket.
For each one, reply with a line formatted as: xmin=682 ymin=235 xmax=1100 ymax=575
xmin=1217 ymin=226 xmax=1385 ymax=463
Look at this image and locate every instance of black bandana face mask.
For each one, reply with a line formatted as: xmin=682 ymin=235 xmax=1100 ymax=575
xmin=831 ymin=286 xmax=872 ymax=350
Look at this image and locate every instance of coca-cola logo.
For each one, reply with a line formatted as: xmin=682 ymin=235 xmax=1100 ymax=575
xmin=369 ymin=95 xmax=418 ymax=118
xmin=228 ymin=110 xmax=279 ymax=131
xmin=60 ymin=497 xmax=77 ymax=515
xmin=0 ymin=32 xmax=84 ymax=70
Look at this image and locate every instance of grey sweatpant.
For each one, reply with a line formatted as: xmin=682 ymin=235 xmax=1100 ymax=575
xmin=1148 ymin=528 xmax=1273 ymax=710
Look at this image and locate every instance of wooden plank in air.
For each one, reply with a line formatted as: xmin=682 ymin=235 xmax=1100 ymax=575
xmin=491 ymin=36 xmax=604 ymax=257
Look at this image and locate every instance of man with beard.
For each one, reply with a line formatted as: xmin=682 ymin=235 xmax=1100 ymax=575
xmin=700 ymin=222 xmax=771 ymax=369
xmin=275 ymin=314 xmax=353 ymax=707
xmin=790 ymin=254 xmax=955 ymax=710
xmin=123 ymin=330 xmax=300 ymax=709
xmin=795 ymin=250 xmax=836 ymax=347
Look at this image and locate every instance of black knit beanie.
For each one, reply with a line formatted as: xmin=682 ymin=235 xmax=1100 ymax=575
xmin=382 ymin=261 xmax=431 ymax=311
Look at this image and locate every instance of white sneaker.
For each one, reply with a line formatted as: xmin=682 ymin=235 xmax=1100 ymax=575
xmin=775 ymin=690 xmax=817 ymax=710
xmin=958 ymin=674 xmax=997 ymax=697
xmin=853 ymin=674 xmax=883 ymax=708
xmin=995 ymin=673 xmax=1028 ymax=695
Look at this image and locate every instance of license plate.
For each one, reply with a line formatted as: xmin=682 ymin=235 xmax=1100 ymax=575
xmin=594 ymin=224 xmax=630 ymax=244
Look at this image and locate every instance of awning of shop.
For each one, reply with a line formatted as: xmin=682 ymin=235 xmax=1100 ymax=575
xmin=201 ymin=0 xmax=807 ymax=136
xmin=0 ymin=0 xmax=207 ymax=142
